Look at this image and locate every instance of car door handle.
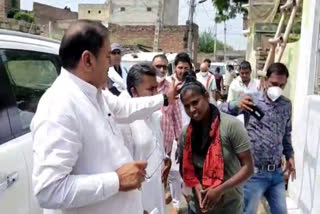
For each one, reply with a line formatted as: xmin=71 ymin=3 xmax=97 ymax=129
xmin=0 ymin=172 xmax=19 ymax=193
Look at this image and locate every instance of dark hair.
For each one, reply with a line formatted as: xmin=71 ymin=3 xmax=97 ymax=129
xmin=59 ymin=20 xmax=109 ymax=69
xmin=266 ymin=62 xmax=289 ymax=78
xmin=182 ymin=70 xmax=196 ymax=81
xmin=180 ymin=73 xmax=207 ymax=101
xmin=127 ymin=63 xmax=156 ymax=96
xmin=204 ymin=58 xmax=211 ymax=64
xmin=152 ymin=54 xmax=168 ymax=63
xmin=215 ymin=67 xmax=220 ymax=73
xmin=227 ymin=65 xmax=234 ymax=70
xmin=174 ymin=52 xmax=192 ymax=68
xmin=240 ymin=60 xmax=252 ymax=71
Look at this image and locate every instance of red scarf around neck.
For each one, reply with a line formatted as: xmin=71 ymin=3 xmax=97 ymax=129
xmin=182 ymin=116 xmax=224 ymax=188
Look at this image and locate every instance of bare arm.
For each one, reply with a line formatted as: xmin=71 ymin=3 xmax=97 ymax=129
xmin=217 ymin=150 xmax=253 ymax=193
xmin=202 ymin=150 xmax=253 ymax=210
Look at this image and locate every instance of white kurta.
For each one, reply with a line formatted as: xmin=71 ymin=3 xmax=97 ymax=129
xmin=227 ymin=76 xmax=261 ymax=102
xmin=31 ymin=69 xmax=164 ymax=214
xmin=118 ymin=91 xmax=166 ymax=214
xmin=108 ymin=64 xmax=128 ymax=93
xmin=196 ymin=72 xmax=217 ymax=105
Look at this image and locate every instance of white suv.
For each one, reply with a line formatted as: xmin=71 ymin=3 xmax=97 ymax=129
xmin=0 ymin=29 xmax=61 ymax=214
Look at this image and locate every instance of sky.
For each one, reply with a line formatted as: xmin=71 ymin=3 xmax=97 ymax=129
xmin=20 ymin=0 xmax=247 ymax=50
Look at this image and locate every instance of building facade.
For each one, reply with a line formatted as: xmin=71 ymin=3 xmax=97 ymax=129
xmin=78 ymin=3 xmax=110 ymax=24
xmin=109 ymin=23 xmax=198 ymax=61
xmin=78 ymin=0 xmax=179 ymax=26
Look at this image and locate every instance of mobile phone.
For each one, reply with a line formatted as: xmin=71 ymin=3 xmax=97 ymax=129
xmin=250 ymin=105 xmax=264 ymax=121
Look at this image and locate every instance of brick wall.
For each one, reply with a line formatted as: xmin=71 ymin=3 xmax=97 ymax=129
xmin=33 ymin=2 xmax=78 ymax=26
xmin=0 ymin=18 xmax=41 ymax=35
xmin=0 ymin=0 xmax=20 ymax=19
xmin=0 ymin=0 xmax=5 ymax=19
xmin=1 ymin=0 xmax=10 ymax=19
xmin=109 ymin=23 xmax=199 ymax=61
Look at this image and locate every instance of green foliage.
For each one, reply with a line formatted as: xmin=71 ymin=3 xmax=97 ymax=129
xmin=212 ymin=0 xmax=248 ymax=23
xmin=11 ymin=0 xmax=18 ymax=9
xmin=7 ymin=8 xmax=19 ymax=18
xmin=13 ymin=12 xmax=35 ymax=23
xmin=199 ymin=31 xmax=233 ymax=53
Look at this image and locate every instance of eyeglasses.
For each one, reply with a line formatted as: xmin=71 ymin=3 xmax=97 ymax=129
xmin=111 ymin=50 xmax=121 ymax=55
xmin=144 ymin=142 xmax=165 ymax=179
xmin=155 ymin=64 xmax=168 ymax=70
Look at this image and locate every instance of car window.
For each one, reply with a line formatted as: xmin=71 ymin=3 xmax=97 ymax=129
xmin=0 ymin=61 xmax=14 ymax=145
xmin=210 ymin=65 xmax=226 ymax=75
xmin=0 ymin=49 xmax=61 ymax=136
xmin=0 ymin=108 xmax=13 ymax=145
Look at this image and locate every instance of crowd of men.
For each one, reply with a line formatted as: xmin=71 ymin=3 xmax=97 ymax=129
xmin=31 ymin=20 xmax=296 ymax=214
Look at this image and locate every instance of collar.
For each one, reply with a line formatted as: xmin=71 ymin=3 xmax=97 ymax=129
xmin=61 ymin=68 xmax=99 ymax=100
xmin=257 ymin=90 xmax=285 ymax=105
xmin=158 ymin=78 xmax=169 ymax=88
xmin=238 ymin=77 xmax=253 ymax=88
xmin=257 ymin=91 xmax=266 ymax=101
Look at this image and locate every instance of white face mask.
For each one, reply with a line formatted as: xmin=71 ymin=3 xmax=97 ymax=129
xmin=200 ymin=71 xmax=208 ymax=77
xmin=156 ymin=76 xmax=165 ymax=83
xmin=267 ymin=86 xmax=283 ymax=102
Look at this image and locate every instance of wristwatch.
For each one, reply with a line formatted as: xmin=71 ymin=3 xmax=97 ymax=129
xmin=163 ymin=94 xmax=169 ymax=106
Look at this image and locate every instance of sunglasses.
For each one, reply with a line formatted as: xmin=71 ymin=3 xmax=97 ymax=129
xmin=111 ymin=50 xmax=121 ymax=55
xmin=155 ymin=64 xmax=168 ymax=70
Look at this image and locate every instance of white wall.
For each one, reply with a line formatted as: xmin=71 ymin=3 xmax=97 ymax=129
xmin=109 ymin=0 xmax=178 ymax=25
xmin=78 ymin=4 xmax=110 ymax=21
xmin=289 ymin=1 xmax=320 ymax=213
xmin=163 ymin=0 xmax=179 ymax=25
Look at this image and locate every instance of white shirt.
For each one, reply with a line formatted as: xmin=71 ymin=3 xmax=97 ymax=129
xmin=108 ymin=64 xmax=128 ymax=93
xmin=118 ymin=91 xmax=166 ymax=214
xmin=196 ymin=72 xmax=216 ymax=91
xmin=227 ymin=76 xmax=261 ymax=102
xmin=224 ymin=70 xmax=237 ymax=86
xmin=196 ymin=72 xmax=217 ymax=104
xmin=31 ymin=69 xmax=164 ymax=214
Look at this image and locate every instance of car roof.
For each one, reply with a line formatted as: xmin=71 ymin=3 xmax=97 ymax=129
xmin=122 ymin=52 xmax=177 ymax=62
xmin=0 ymin=29 xmax=60 ymax=55
xmin=210 ymin=62 xmax=226 ymax=66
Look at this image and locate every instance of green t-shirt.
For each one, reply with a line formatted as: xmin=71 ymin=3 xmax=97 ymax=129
xmin=178 ymin=112 xmax=251 ymax=214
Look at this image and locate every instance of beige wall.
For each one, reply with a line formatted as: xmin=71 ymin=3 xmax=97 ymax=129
xmin=110 ymin=0 xmax=158 ymax=25
xmin=78 ymin=0 xmax=178 ymax=26
xmin=110 ymin=0 xmax=178 ymax=25
xmin=280 ymin=41 xmax=300 ymax=105
xmin=78 ymin=4 xmax=110 ymax=21
xmin=163 ymin=0 xmax=179 ymax=25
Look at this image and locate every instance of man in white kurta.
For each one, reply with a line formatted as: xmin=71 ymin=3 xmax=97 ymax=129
xmin=31 ymin=20 xmax=177 ymax=214
xmin=108 ymin=43 xmax=128 ymax=96
xmin=227 ymin=61 xmax=260 ymax=102
xmin=119 ymin=92 xmax=166 ymax=214
xmin=118 ymin=64 xmax=167 ymax=214
xmin=196 ymin=63 xmax=217 ymax=104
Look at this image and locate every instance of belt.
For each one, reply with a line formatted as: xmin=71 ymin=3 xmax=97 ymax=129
xmin=255 ymin=164 xmax=281 ymax=172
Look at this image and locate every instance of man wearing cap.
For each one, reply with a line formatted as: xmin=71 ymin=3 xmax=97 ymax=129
xmin=108 ymin=43 xmax=128 ymax=96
